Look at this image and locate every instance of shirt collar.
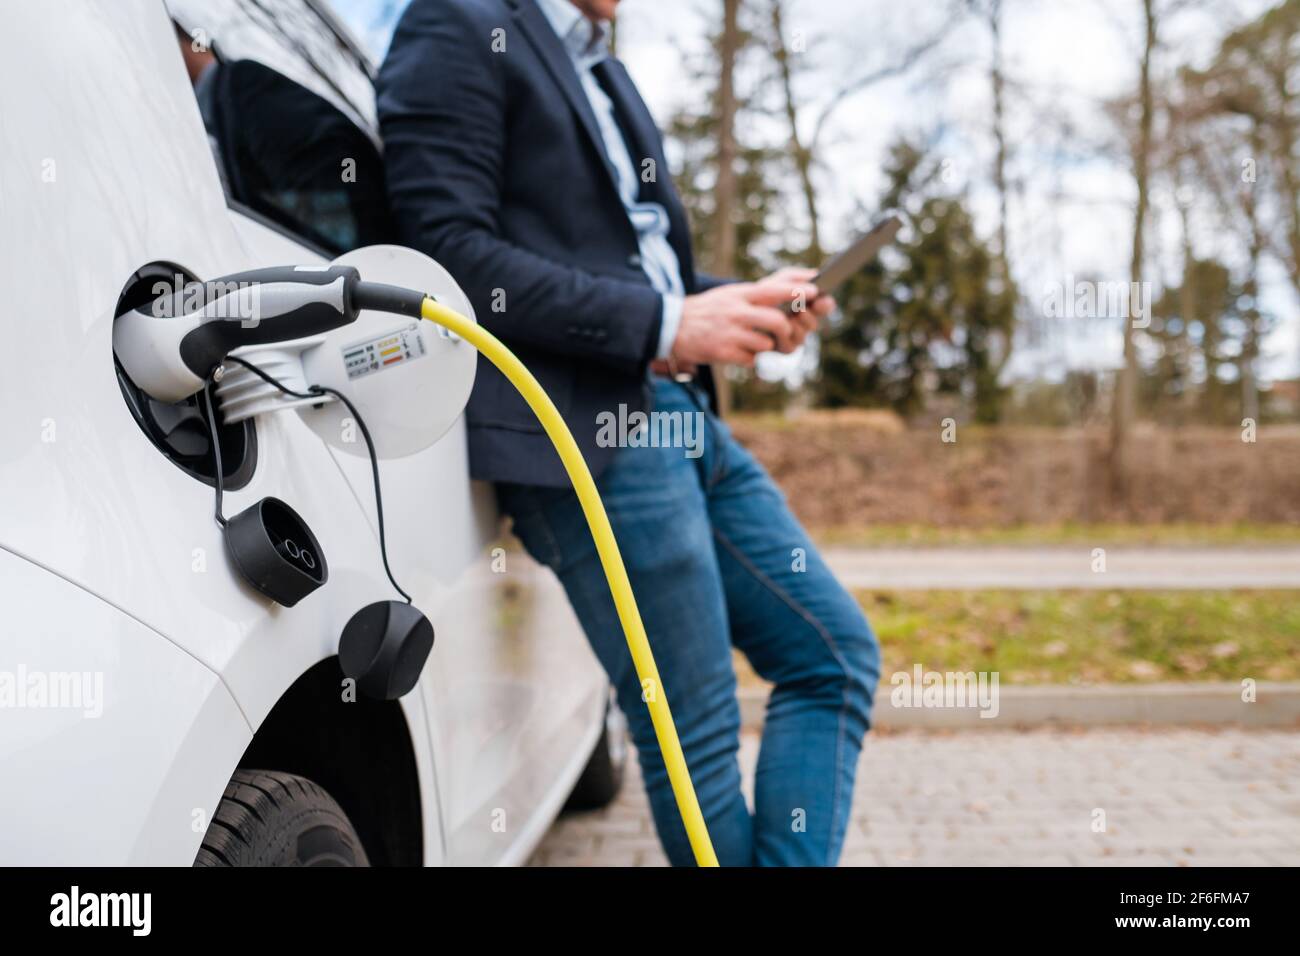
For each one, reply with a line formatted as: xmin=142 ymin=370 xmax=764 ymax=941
xmin=534 ymin=0 xmax=610 ymax=66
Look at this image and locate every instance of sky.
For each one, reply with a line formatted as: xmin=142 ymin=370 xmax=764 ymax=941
xmin=329 ymin=0 xmax=1299 ymax=386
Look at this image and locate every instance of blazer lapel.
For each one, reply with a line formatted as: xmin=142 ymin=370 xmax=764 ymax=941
xmin=507 ymin=0 xmax=622 ymax=193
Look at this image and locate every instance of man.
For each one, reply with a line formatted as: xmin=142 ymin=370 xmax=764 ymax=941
xmin=378 ymin=0 xmax=879 ymax=866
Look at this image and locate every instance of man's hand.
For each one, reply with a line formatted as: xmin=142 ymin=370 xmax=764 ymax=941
xmin=759 ymin=267 xmax=835 ymax=347
xmin=670 ymin=269 xmax=831 ymax=369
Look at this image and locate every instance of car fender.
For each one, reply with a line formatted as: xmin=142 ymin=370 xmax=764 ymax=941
xmin=0 ymin=547 xmax=251 ymax=866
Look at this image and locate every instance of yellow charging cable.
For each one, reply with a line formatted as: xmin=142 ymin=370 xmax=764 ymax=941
xmin=420 ymin=296 xmax=719 ymax=867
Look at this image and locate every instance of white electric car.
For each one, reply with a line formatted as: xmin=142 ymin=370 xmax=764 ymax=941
xmin=0 ymin=0 xmax=620 ymax=866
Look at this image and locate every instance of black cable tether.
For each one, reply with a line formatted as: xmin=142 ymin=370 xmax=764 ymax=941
xmin=311 ymin=383 xmax=412 ymax=604
xmin=202 ymin=377 xmax=228 ymax=527
xmin=224 ymin=355 xmax=413 ymax=604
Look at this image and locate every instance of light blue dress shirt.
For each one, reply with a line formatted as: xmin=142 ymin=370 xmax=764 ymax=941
xmin=534 ymin=0 xmax=685 ymax=360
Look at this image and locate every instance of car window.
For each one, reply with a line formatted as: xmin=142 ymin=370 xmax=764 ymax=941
xmin=167 ymin=0 xmax=393 ymax=253
xmin=170 ymin=0 xmax=378 ymax=131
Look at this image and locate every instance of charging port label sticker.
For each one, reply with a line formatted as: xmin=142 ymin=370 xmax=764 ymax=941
xmin=342 ymin=324 xmax=428 ymax=380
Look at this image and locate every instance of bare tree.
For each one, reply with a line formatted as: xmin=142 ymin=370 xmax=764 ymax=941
xmin=765 ymin=0 xmax=955 ymax=265
xmin=970 ymin=0 xmax=1017 ymax=394
xmin=1162 ymin=0 xmax=1294 ymax=423
xmin=709 ymin=0 xmax=742 ymax=413
xmin=1239 ymin=125 xmax=1267 ymax=425
xmin=982 ymin=0 xmax=1012 ymax=294
xmin=1109 ymin=0 xmax=1158 ymax=491
xmin=768 ymin=0 xmax=821 ymax=262
xmin=1187 ymin=0 xmax=1300 ymax=306
xmin=711 ymin=0 xmax=742 ymax=277
xmin=1176 ymin=98 xmax=1271 ymax=424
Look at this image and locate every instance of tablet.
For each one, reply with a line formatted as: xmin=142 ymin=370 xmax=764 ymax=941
xmin=813 ymin=214 xmax=902 ymax=296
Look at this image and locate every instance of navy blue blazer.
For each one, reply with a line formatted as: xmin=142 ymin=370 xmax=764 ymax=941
xmin=377 ymin=0 xmax=722 ymax=486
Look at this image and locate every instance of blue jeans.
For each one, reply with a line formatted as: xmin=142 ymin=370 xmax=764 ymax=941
xmin=497 ymin=379 xmax=880 ymax=865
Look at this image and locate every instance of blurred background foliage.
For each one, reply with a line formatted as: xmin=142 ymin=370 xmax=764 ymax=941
xmin=659 ymin=0 xmax=1299 ymax=445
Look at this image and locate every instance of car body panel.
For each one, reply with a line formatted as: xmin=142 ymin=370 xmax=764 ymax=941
xmin=0 ymin=547 xmax=250 ymax=866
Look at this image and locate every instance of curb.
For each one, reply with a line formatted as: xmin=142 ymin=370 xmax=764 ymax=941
xmin=821 ymin=545 xmax=1300 ymax=590
xmin=738 ymin=681 xmax=1300 ymax=730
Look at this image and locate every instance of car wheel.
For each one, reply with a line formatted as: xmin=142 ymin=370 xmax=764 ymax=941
xmin=564 ymin=697 xmax=628 ymax=811
xmin=194 ymin=769 xmax=370 ymax=867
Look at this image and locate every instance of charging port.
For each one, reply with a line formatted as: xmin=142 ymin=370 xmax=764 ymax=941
xmin=114 ymin=263 xmax=257 ymax=490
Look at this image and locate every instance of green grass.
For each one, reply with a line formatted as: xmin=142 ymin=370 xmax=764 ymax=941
xmin=812 ymin=522 xmax=1300 ymax=548
xmin=734 ymin=589 xmax=1300 ymax=687
xmin=857 ymin=589 xmax=1300 ymax=684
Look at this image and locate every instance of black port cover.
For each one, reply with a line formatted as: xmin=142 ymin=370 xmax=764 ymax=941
xmin=224 ymin=497 xmax=328 ymax=607
xmin=339 ymin=601 xmax=435 ymax=700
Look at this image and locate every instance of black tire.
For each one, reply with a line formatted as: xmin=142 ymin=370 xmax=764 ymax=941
xmin=564 ymin=701 xmax=628 ymax=811
xmin=194 ymin=769 xmax=370 ymax=867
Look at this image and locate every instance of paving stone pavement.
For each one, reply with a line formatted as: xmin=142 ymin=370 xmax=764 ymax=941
xmin=528 ymin=728 xmax=1300 ymax=866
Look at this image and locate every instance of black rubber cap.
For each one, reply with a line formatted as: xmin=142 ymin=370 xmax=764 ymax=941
xmin=223 ymin=497 xmax=328 ymax=607
xmin=338 ymin=600 xmax=435 ymax=700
